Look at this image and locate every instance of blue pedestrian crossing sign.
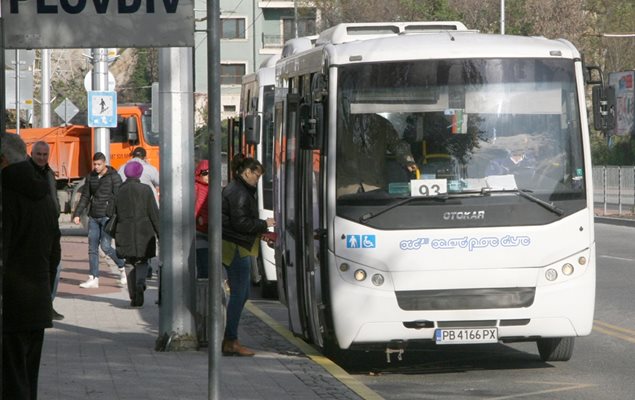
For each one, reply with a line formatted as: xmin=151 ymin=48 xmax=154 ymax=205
xmin=88 ymin=91 xmax=117 ymax=128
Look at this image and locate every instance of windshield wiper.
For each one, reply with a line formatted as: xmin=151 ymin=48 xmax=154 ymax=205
xmin=359 ymin=195 xmax=448 ymax=222
xmin=481 ymin=188 xmax=564 ymax=216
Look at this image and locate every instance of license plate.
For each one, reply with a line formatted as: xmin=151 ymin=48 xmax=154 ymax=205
xmin=434 ymin=328 xmax=498 ymax=344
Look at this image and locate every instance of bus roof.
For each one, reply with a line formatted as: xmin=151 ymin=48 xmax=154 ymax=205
xmin=277 ymin=30 xmax=580 ymax=78
xmin=242 ymin=62 xmax=276 ymax=87
xmin=333 ymin=32 xmax=578 ymax=61
xmin=316 ymin=21 xmax=470 ymax=45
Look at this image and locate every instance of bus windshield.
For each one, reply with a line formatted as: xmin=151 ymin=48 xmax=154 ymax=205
xmin=336 ymin=58 xmax=586 ymax=228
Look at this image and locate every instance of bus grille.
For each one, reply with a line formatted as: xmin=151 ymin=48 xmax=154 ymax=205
xmin=395 ymin=287 xmax=535 ymax=311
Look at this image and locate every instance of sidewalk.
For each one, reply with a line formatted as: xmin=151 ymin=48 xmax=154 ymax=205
xmin=39 ymin=235 xmax=365 ymax=400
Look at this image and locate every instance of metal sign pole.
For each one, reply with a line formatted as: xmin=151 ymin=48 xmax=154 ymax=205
xmin=15 ymin=49 xmax=20 ymax=134
xmin=0 ymin=11 xmax=6 ymax=396
xmin=41 ymin=49 xmax=51 ymax=127
xmin=207 ymin=0 xmax=222 ymax=398
xmin=92 ymin=48 xmax=110 ymax=162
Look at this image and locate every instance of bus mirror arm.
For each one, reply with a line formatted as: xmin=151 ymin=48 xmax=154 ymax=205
xmin=592 ymin=85 xmax=616 ymax=134
xmin=299 ymin=103 xmax=325 ymax=151
xmin=586 ymin=64 xmax=616 ymax=135
xmin=244 ymin=114 xmax=261 ymax=145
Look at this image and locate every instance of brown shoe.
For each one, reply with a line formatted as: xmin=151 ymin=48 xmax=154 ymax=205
xmin=222 ymin=339 xmax=255 ymax=357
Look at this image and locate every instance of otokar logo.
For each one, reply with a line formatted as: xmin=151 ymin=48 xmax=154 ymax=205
xmin=443 ymin=210 xmax=485 ymax=221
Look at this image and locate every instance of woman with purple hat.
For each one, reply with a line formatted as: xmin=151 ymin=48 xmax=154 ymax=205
xmin=112 ymin=161 xmax=160 ymax=307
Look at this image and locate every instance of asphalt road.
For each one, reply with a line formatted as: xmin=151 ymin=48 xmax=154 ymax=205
xmin=254 ymin=222 xmax=635 ymax=400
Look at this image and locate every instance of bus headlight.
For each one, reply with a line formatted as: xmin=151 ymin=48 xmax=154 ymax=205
xmin=578 ymin=256 xmax=587 ymax=266
xmin=354 ymin=269 xmax=367 ymax=281
xmin=339 ymin=263 xmax=350 ymax=272
xmin=545 ymin=268 xmax=558 ymax=281
xmin=371 ymin=273 xmax=385 ymax=286
xmin=562 ymin=263 xmax=574 ymax=276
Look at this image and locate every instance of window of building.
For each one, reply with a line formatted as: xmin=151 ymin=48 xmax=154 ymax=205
xmin=221 ymin=18 xmax=246 ymax=39
xmin=220 ymin=63 xmax=246 ymax=85
xmin=282 ymin=17 xmax=316 ymax=42
xmin=223 ymin=105 xmax=237 ymax=113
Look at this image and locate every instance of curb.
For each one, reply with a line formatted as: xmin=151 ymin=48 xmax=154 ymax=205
xmin=594 ymin=216 xmax=635 ymax=228
xmin=245 ymin=302 xmax=384 ymax=400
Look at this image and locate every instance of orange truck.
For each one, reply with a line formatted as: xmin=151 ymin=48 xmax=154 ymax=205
xmin=9 ymin=104 xmax=159 ymax=214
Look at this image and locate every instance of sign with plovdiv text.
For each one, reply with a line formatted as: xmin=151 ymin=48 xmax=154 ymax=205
xmin=1 ymin=0 xmax=194 ymax=49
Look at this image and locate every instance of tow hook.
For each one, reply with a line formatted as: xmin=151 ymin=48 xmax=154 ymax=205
xmin=385 ymin=341 xmax=405 ymax=363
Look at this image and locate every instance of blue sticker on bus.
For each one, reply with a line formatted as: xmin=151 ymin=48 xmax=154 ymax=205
xmin=346 ymin=235 xmax=376 ymax=248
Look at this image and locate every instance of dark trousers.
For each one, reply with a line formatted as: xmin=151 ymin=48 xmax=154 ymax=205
xmin=125 ymin=257 xmax=149 ymax=300
xmin=195 ymin=232 xmax=209 ymax=279
xmin=3 ymin=330 xmax=45 ymax=400
xmin=223 ymin=248 xmax=251 ymax=341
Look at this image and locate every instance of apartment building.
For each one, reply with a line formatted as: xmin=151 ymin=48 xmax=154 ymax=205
xmin=194 ymin=1 xmax=318 ymax=121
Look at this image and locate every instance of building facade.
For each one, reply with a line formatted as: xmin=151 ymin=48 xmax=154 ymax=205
xmin=194 ymin=1 xmax=318 ymax=121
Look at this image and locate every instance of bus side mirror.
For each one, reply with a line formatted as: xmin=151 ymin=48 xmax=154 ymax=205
xmin=585 ymin=65 xmax=603 ymax=85
xmin=299 ymin=102 xmax=324 ymax=151
xmin=592 ymin=85 xmax=616 ymax=133
xmin=125 ymin=117 xmax=139 ymax=144
xmin=244 ymin=114 xmax=261 ymax=145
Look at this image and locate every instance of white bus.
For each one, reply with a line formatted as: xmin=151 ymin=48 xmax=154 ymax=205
xmin=229 ymin=55 xmax=281 ymax=298
xmin=272 ymin=22 xmax=599 ymax=362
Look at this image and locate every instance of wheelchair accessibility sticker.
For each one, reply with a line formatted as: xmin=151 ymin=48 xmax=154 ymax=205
xmin=346 ymin=235 xmax=376 ymax=249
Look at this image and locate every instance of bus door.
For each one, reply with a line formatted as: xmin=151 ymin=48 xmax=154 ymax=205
xmin=280 ymin=93 xmax=305 ymax=337
xmin=298 ymin=148 xmax=326 ymax=347
xmin=287 ymin=89 xmax=328 ymax=346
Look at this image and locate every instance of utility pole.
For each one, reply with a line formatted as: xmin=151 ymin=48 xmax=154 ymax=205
xmin=500 ymin=0 xmax=505 ymax=35
xmin=0 ymin=12 xmax=6 ymax=395
xmin=294 ymin=0 xmax=299 ymax=38
xmin=208 ymin=0 xmax=223 ymax=398
xmin=15 ymin=49 xmax=20 ymax=134
xmin=157 ymin=46 xmax=197 ymax=352
xmin=92 ymin=48 xmax=110 ymax=161
xmin=41 ymin=49 xmax=51 ymax=128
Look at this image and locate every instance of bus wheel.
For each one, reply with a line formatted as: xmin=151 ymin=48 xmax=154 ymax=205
xmin=537 ymin=337 xmax=574 ymax=362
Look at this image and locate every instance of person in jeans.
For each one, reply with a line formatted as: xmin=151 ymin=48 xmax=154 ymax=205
xmin=72 ymin=152 xmax=126 ymax=288
xmin=222 ymin=154 xmax=275 ymax=356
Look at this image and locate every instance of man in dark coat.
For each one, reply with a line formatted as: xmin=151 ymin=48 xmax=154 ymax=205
xmin=72 ymin=152 xmax=126 ymax=288
xmin=113 ymin=161 xmax=160 ymax=307
xmin=2 ymin=132 xmax=58 ymax=399
xmin=30 ymin=140 xmax=64 ymax=320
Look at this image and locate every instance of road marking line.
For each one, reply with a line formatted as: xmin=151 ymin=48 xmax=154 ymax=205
xmin=486 ymin=383 xmax=594 ymax=400
xmin=594 ymin=320 xmax=635 ymax=344
xmin=246 ymin=301 xmax=385 ymax=400
xmin=595 ymin=320 xmax=635 ymax=336
xmin=598 ymin=255 xmax=634 ymax=262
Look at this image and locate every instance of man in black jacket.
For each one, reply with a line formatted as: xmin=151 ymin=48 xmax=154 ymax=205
xmin=30 ymin=141 xmax=64 ymax=320
xmin=2 ymin=132 xmax=58 ymax=399
xmin=72 ymin=152 xmax=126 ymax=288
